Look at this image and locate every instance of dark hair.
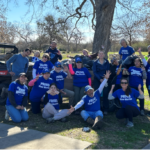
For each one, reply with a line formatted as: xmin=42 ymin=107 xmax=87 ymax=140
xmin=50 ymin=83 xmax=57 ymax=88
xmin=25 ymin=48 xmax=31 ymax=53
xmin=134 ymin=58 xmax=142 ymax=66
xmin=74 ymin=62 xmax=83 ymax=68
xmin=121 ymin=78 xmax=131 ymax=96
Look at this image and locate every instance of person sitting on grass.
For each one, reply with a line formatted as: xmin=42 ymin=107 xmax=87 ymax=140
xmin=32 ymin=51 xmax=40 ymax=63
xmin=42 ymin=83 xmax=70 ymax=123
xmin=50 ymin=61 xmax=74 ymax=106
xmin=68 ymin=57 xmax=92 ymax=114
xmin=32 ymin=53 xmax=54 ymax=79
xmin=108 ymin=78 xmax=144 ymax=128
xmin=68 ymin=71 xmax=111 ymax=130
xmin=28 ymin=69 xmax=54 ymax=114
xmin=5 ymin=73 xmax=29 ymax=123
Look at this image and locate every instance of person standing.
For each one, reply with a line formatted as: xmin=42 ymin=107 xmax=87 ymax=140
xmin=45 ymin=41 xmax=62 ymax=64
xmin=6 ymin=48 xmax=31 ymax=81
xmin=119 ymin=39 xmax=135 ymax=61
xmin=93 ymin=50 xmax=110 ymax=115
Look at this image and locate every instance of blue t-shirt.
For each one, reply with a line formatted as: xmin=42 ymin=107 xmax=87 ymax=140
xmin=6 ymin=81 xmax=28 ymax=106
xmin=50 ymin=70 xmax=67 ymax=90
xmin=128 ymin=66 xmax=143 ymax=87
xmin=119 ymin=46 xmax=135 ymax=60
xmin=116 ymin=65 xmax=122 ymax=84
xmin=33 ymin=60 xmax=54 ymax=75
xmin=48 ymin=94 xmax=59 ymax=110
xmin=32 ymin=56 xmax=40 ymax=63
xmin=82 ymin=90 xmax=101 ymax=111
xmin=145 ymin=63 xmax=150 ymax=86
xmin=30 ymin=76 xmax=54 ymax=102
xmin=113 ymin=88 xmax=140 ymax=110
xmin=73 ymin=67 xmax=91 ymax=87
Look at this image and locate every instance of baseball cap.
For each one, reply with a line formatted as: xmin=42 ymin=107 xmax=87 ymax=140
xmin=54 ymin=61 xmax=62 ymax=68
xmin=19 ymin=73 xmax=27 ymax=78
xmin=85 ymin=85 xmax=93 ymax=92
xmin=75 ymin=57 xmax=82 ymax=63
xmin=42 ymin=69 xmax=50 ymax=74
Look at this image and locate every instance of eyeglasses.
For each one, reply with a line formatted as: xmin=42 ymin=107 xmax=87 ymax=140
xmin=121 ymin=82 xmax=128 ymax=84
xmin=44 ymin=56 xmax=49 ymax=59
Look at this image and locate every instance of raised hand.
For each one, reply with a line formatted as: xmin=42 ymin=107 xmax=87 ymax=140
xmin=137 ymin=48 xmax=141 ymax=53
xmin=57 ymin=50 xmax=61 ymax=55
xmin=68 ymin=105 xmax=75 ymax=114
xmin=138 ymin=84 xmax=141 ymax=90
xmin=111 ymin=84 xmax=115 ymax=90
xmin=68 ymin=59 xmax=73 ymax=64
xmin=104 ymin=70 xmax=111 ymax=79
xmin=35 ymin=75 xmax=40 ymax=81
xmin=9 ymin=72 xmax=15 ymax=76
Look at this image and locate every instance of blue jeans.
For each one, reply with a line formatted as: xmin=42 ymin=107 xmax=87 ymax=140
xmin=81 ymin=110 xmax=103 ymax=121
xmin=6 ymin=105 xmax=29 ymax=123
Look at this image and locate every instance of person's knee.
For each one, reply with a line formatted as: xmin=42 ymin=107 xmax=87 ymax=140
xmin=14 ymin=117 xmax=22 ymax=123
xmin=80 ymin=110 xmax=86 ymax=116
xmin=22 ymin=113 xmax=29 ymax=121
xmin=96 ymin=110 xmax=103 ymax=118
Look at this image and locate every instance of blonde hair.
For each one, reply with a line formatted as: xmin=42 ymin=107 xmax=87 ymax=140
xmin=42 ymin=53 xmax=50 ymax=60
xmin=83 ymin=49 xmax=89 ymax=53
xmin=34 ymin=51 xmax=40 ymax=57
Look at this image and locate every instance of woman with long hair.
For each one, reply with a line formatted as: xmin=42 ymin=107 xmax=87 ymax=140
xmin=42 ymin=83 xmax=70 ymax=123
xmin=123 ymin=57 xmax=147 ymax=116
xmin=108 ymin=78 xmax=144 ymax=128
xmin=5 ymin=73 xmax=29 ymax=123
xmin=68 ymin=57 xmax=91 ymax=114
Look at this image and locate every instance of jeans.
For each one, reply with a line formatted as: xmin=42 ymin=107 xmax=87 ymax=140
xmin=81 ymin=110 xmax=103 ymax=121
xmin=73 ymin=86 xmax=85 ymax=105
xmin=116 ymin=105 xmax=140 ymax=122
xmin=6 ymin=105 xmax=29 ymax=123
xmin=94 ymin=77 xmax=109 ymax=111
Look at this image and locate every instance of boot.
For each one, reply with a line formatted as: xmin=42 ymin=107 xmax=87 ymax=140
xmin=86 ymin=117 xmax=94 ymax=125
xmin=92 ymin=116 xmax=103 ymax=129
xmin=1 ymin=87 xmax=8 ymax=98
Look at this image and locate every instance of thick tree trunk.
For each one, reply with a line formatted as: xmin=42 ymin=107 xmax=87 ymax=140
xmin=93 ymin=0 xmax=116 ymax=58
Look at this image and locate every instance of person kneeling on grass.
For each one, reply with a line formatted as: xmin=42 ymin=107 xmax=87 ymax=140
xmin=68 ymin=71 xmax=111 ymax=129
xmin=42 ymin=83 xmax=70 ymax=123
xmin=108 ymin=78 xmax=144 ymax=128
xmin=5 ymin=73 xmax=29 ymax=123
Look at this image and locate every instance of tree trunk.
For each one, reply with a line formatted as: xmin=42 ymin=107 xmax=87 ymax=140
xmin=93 ymin=0 xmax=116 ymax=58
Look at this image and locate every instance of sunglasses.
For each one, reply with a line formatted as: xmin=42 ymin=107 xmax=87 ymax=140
xmin=44 ymin=56 xmax=49 ymax=59
xmin=76 ymin=61 xmax=82 ymax=63
xmin=121 ymin=82 xmax=128 ymax=84
xmin=56 ymin=65 xmax=61 ymax=68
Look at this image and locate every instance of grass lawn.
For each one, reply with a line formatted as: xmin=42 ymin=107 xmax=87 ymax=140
xmin=0 ymin=51 xmax=150 ymax=149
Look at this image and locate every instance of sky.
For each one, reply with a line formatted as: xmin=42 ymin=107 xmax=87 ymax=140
xmin=4 ymin=0 xmax=141 ymax=43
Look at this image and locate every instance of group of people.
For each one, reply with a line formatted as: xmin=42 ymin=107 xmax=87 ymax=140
xmin=2 ymin=39 xmax=150 ymax=130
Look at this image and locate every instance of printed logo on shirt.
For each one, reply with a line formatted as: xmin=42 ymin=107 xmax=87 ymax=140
xmin=131 ymin=69 xmax=142 ymax=76
xmin=39 ymin=63 xmax=48 ymax=69
xmin=38 ymin=82 xmax=50 ymax=89
xmin=120 ymin=95 xmax=132 ymax=101
xmin=16 ymin=87 xmax=25 ymax=95
xmin=49 ymin=99 xmax=58 ymax=105
xmin=56 ymin=75 xmax=64 ymax=81
xmin=75 ymin=71 xmax=85 ymax=76
xmin=50 ymin=53 xmax=55 ymax=59
xmin=88 ymin=97 xmax=97 ymax=105
xmin=121 ymin=50 xmax=129 ymax=54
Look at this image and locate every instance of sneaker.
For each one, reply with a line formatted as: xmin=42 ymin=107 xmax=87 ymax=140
xmin=46 ymin=117 xmax=55 ymax=123
xmin=140 ymin=110 xmax=145 ymax=116
xmin=126 ymin=121 xmax=134 ymax=128
xmin=86 ymin=117 xmax=94 ymax=125
xmin=92 ymin=116 xmax=104 ymax=129
xmin=60 ymin=118 xmax=68 ymax=122
xmin=5 ymin=110 xmax=9 ymax=120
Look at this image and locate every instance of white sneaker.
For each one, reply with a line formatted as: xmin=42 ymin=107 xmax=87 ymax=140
xmin=5 ymin=110 xmax=9 ymax=120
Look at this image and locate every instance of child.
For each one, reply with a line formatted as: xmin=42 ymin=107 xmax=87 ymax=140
xmin=42 ymin=83 xmax=70 ymax=123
